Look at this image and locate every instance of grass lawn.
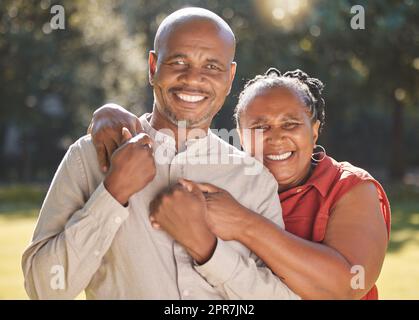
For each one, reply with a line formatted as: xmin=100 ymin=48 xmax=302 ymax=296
xmin=0 ymin=210 xmax=37 ymax=299
xmin=0 ymin=185 xmax=418 ymax=299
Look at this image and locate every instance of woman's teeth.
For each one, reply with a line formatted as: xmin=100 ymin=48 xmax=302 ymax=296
xmin=266 ymin=152 xmax=293 ymax=161
xmin=176 ymin=93 xmax=205 ymax=103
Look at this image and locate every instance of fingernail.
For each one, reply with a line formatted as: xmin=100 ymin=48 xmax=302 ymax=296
xmin=102 ymin=166 xmax=107 ymax=172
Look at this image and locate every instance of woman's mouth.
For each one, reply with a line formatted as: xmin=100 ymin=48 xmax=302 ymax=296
xmin=265 ymin=151 xmax=294 ymax=161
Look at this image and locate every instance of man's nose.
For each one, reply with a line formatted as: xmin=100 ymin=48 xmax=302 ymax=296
xmin=178 ymin=66 xmax=205 ymax=85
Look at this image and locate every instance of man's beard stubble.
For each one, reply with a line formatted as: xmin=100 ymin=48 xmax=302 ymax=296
xmin=155 ymin=101 xmax=215 ymax=129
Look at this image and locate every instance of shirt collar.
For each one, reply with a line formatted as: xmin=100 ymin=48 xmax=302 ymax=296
xmin=279 ymin=153 xmax=338 ymax=199
xmin=139 ymin=113 xmax=221 ymax=155
xmin=304 ymin=154 xmax=338 ymax=197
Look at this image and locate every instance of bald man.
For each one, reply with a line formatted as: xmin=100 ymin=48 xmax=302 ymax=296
xmin=22 ymin=8 xmax=299 ymax=300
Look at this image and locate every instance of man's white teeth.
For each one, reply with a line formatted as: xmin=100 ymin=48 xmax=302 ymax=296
xmin=266 ymin=152 xmax=293 ymax=161
xmin=176 ymin=93 xmax=205 ymax=103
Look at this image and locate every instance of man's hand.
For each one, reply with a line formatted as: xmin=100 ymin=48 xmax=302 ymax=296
xmin=104 ymin=128 xmax=155 ymax=206
xmin=88 ymin=103 xmax=143 ymax=172
xmin=149 ymin=180 xmax=216 ymax=265
xmin=188 ymin=181 xmax=255 ymax=242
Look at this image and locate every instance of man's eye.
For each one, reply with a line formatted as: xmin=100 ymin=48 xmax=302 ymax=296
xmin=205 ymin=64 xmax=220 ymax=70
xmin=171 ymin=60 xmax=187 ymax=66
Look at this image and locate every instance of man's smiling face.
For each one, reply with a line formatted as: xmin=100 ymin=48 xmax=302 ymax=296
xmin=149 ymin=18 xmax=236 ymax=129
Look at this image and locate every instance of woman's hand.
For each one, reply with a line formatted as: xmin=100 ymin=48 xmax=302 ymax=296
xmin=87 ymin=103 xmax=143 ymax=172
xmin=179 ymin=179 xmax=255 ymax=241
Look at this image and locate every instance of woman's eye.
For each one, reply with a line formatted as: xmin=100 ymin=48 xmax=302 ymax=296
xmin=253 ymin=125 xmax=269 ymax=131
xmin=283 ymin=122 xmax=300 ymax=130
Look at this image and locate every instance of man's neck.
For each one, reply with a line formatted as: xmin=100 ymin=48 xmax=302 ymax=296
xmin=149 ymin=108 xmax=210 ymax=151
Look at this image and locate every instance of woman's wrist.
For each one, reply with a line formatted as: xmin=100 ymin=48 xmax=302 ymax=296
xmin=234 ymin=207 xmax=261 ymax=242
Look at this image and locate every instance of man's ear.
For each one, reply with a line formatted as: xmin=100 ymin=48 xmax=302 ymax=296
xmin=149 ymin=50 xmax=158 ymax=86
xmin=226 ymin=62 xmax=237 ymax=96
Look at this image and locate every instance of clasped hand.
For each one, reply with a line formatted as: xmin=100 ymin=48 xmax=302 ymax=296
xmin=149 ymin=179 xmax=253 ymax=264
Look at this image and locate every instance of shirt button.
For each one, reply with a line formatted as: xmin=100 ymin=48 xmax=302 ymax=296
xmin=182 ymin=289 xmax=190 ymax=297
xmin=94 ymin=250 xmax=100 ymax=257
xmin=114 ymin=216 xmax=122 ymax=224
xmin=296 ymin=188 xmax=303 ymax=193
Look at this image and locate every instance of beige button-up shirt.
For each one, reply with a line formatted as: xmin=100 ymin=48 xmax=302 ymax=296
xmin=22 ymin=114 xmax=300 ymax=300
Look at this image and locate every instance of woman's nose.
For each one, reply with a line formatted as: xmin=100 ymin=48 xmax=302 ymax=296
xmin=266 ymin=127 xmax=284 ymax=145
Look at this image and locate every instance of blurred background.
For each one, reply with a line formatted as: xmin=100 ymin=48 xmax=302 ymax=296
xmin=0 ymin=0 xmax=418 ymax=299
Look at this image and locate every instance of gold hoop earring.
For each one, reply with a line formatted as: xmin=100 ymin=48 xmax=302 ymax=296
xmin=311 ymin=145 xmax=326 ymax=162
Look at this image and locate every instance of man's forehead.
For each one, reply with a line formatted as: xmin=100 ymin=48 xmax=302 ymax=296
xmin=155 ymin=14 xmax=235 ymax=60
xmin=159 ymin=24 xmax=235 ymax=62
xmin=166 ymin=20 xmax=232 ymax=45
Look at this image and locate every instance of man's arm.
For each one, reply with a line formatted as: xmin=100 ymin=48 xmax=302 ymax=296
xmin=194 ymin=237 xmax=300 ymax=299
xmin=22 ymin=138 xmax=129 ymax=299
xmin=152 ymin=177 xmax=300 ymax=299
xmin=22 ymin=130 xmax=155 ymax=299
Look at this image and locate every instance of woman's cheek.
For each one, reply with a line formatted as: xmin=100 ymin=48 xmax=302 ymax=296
xmin=240 ymin=128 xmax=266 ymax=162
xmin=241 ymin=133 xmax=253 ymax=155
xmin=241 ymin=129 xmax=259 ymax=156
xmin=249 ymin=132 xmax=265 ymax=161
xmin=298 ymin=129 xmax=315 ymax=156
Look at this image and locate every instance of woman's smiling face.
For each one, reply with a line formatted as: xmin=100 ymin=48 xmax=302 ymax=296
xmin=239 ymin=86 xmax=320 ymax=192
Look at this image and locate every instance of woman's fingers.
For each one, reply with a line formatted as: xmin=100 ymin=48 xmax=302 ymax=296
xmin=121 ymin=127 xmax=133 ymax=144
xmin=104 ymin=140 xmax=118 ymax=168
xmin=178 ymin=179 xmax=195 ymax=192
xmin=135 ymin=117 xmax=144 ymax=135
xmin=178 ymin=179 xmax=221 ymax=194
xmin=132 ymin=133 xmax=154 ymax=149
xmin=149 ymin=215 xmax=161 ymax=229
xmin=178 ymin=179 xmax=208 ymax=202
xmin=87 ymin=120 xmax=93 ymax=134
xmin=194 ymin=182 xmax=221 ymax=194
xmin=95 ymin=143 xmax=109 ymax=173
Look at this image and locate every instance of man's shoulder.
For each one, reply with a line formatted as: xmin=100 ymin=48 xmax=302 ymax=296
xmin=67 ymin=134 xmax=103 ymax=178
xmin=70 ymin=134 xmax=96 ymax=155
xmin=210 ymin=133 xmax=271 ymax=172
xmin=207 ymin=132 xmax=277 ymax=188
xmin=208 ymin=131 xmax=256 ymax=161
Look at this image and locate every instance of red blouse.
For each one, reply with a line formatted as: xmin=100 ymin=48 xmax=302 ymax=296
xmin=279 ymin=154 xmax=391 ymax=300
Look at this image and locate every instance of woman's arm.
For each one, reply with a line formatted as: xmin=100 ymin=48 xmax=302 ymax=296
xmin=203 ymin=181 xmax=388 ymax=299
xmin=87 ymin=103 xmax=142 ymax=172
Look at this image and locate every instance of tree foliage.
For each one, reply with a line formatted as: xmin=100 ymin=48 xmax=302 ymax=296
xmin=0 ymin=0 xmax=418 ymax=182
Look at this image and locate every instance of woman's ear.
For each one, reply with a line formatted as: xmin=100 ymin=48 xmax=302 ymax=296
xmin=312 ymin=120 xmax=321 ymax=144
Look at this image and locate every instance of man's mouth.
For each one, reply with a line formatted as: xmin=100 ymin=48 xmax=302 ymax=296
xmin=265 ymin=151 xmax=294 ymax=161
xmin=175 ymin=93 xmax=206 ymax=103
